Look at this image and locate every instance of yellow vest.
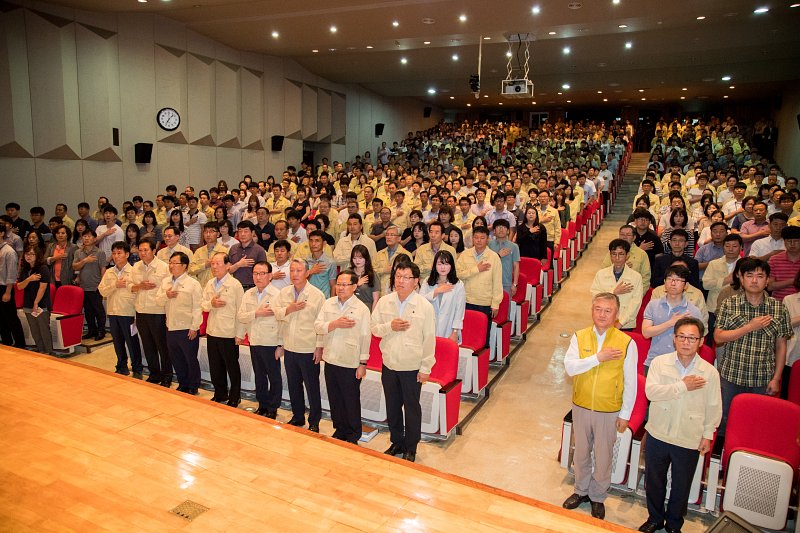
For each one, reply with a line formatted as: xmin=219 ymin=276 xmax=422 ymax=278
xmin=572 ymin=327 xmax=630 ymax=413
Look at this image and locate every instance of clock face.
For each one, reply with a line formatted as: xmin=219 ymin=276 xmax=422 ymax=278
xmin=157 ymin=107 xmax=180 ymax=131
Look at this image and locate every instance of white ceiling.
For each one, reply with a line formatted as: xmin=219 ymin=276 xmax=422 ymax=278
xmin=39 ymin=0 xmax=800 ymax=108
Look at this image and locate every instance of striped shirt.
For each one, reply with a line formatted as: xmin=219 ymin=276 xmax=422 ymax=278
xmin=768 ymin=252 xmax=800 ymax=301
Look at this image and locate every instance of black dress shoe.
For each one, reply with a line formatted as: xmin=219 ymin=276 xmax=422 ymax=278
xmin=665 ymin=528 xmax=681 ymax=533
xmin=254 ymin=408 xmax=268 ymax=416
xmin=187 ymin=388 xmax=198 ymax=395
xmin=94 ymin=333 xmax=106 ymax=341
xmin=265 ymin=411 xmax=277 ymax=419
xmin=638 ymin=520 xmax=664 ymax=533
xmin=383 ymin=442 xmax=406 ymax=456
xmin=211 ymin=396 xmax=228 ymax=403
xmin=562 ymin=493 xmax=590 ymax=510
xmin=176 ymin=386 xmax=187 ymax=393
xmin=402 ymin=452 xmax=416 ymax=462
xmin=82 ymin=333 xmax=95 ymax=340
xmin=160 ymin=380 xmax=172 ymax=388
xmin=590 ymin=501 xmax=605 ymax=520
xmin=146 ymin=376 xmax=160 ymax=384
xmin=132 ymin=372 xmax=143 ymax=380
xmin=226 ymin=399 xmax=240 ymax=408
xmin=287 ymin=418 xmax=305 ymax=427
xmin=308 ymin=423 xmax=319 ymax=433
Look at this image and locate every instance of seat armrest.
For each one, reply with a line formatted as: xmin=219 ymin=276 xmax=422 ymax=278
xmin=438 ymin=379 xmax=462 ymax=394
xmin=55 ymin=312 xmax=83 ymax=321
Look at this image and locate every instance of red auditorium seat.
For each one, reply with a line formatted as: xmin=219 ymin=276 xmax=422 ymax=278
xmin=421 ymin=337 xmax=462 ymax=435
xmin=489 ymin=291 xmax=512 ymax=363
xmin=698 ymin=344 xmax=715 ymax=366
xmin=566 ymin=221 xmax=578 ymax=265
xmin=635 ymin=287 xmax=653 ymax=333
xmin=510 ymin=272 xmax=531 ymax=338
xmin=541 ymin=247 xmax=554 ymax=298
xmin=359 ymin=335 xmax=387 ymax=422
xmin=50 ymin=285 xmax=85 ymax=353
xmin=459 ymin=310 xmax=490 ymax=395
xmin=624 ymin=331 xmax=651 ymax=375
xmin=557 ymin=232 xmax=570 ymax=282
xmin=787 ymin=360 xmax=800 ymax=407
xmin=518 ymin=257 xmax=543 ymax=316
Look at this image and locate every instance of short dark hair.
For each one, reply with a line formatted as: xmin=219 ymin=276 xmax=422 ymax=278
xmin=738 ymin=256 xmax=770 ymax=277
xmin=710 ymin=221 xmax=729 ymax=232
xmin=164 ymin=225 xmax=180 ymax=236
xmin=664 ymin=264 xmax=691 ymax=281
xmin=339 ymin=269 xmax=359 ymax=286
xmin=723 ymin=233 xmax=743 ymax=246
xmin=5 ymin=202 xmax=20 ymax=210
xmin=492 ymin=218 xmax=510 ymax=230
xmin=273 ymin=239 xmax=291 ymax=252
xmin=769 ymin=212 xmax=789 ymax=223
xmin=608 ymin=238 xmax=631 ymax=253
xmin=253 ymin=260 xmax=272 ymax=273
xmin=472 ymin=226 xmax=490 ymax=237
xmin=674 ymin=317 xmax=705 ymax=337
xmin=237 ymin=220 xmax=255 ymax=231
xmin=103 ymin=204 xmax=118 ymax=216
xmin=670 ymin=228 xmax=690 ymax=241
xmin=29 ymin=206 xmax=45 ymax=216
xmin=111 ymin=241 xmax=130 ymax=253
xmin=138 ymin=236 xmax=157 ymax=250
xmin=78 ymin=202 xmax=91 ymax=210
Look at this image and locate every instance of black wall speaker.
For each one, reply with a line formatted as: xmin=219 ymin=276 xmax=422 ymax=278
xmin=134 ymin=143 xmax=152 ymax=164
xmin=423 ymin=106 xmax=432 ymax=118
xmin=374 ymin=123 xmax=385 ymax=136
xmin=112 ymin=128 xmax=119 ymax=147
xmin=271 ymin=135 xmax=284 ymax=151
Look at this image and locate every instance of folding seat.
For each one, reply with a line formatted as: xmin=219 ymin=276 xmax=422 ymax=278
xmin=419 ymin=337 xmax=462 ymax=436
xmin=540 ymin=247 xmax=554 ymax=298
xmin=558 ymin=231 xmax=570 ymax=279
xmin=698 ymin=344 xmax=716 ymax=366
xmin=787 ymin=360 xmax=800 ymax=407
xmin=197 ymin=312 xmax=212 ymax=381
xmin=49 ymin=285 xmax=85 ymax=353
xmin=634 ymin=287 xmax=653 ymax=333
xmin=459 ymin=310 xmax=489 ymax=395
xmin=509 ymin=272 xmax=531 ymax=338
xmin=624 ymin=330 xmax=651 ymax=375
xmin=576 ymin=212 xmax=586 ymax=252
xmin=706 ymin=394 xmax=800 ymax=529
xmin=359 ymin=335 xmax=387 ymax=423
xmin=488 ymin=291 xmax=512 ymax=363
xmin=566 ymin=221 xmax=578 ymax=266
xmin=518 ymin=257 xmax=543 ymax=316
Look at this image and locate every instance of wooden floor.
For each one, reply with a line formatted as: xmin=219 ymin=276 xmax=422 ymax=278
xmin=0 ymin=348 xmax=632 ymax=532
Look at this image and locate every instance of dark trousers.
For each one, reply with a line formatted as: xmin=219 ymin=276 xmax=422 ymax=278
xmin=166 ymin=330 xmax=200 ymax=388
xmin=136 ymin=313 xmax=171 ymax=382
xmin=250 ymin=345 xmax=282 ymax=411
xmin=705 ymin=312 xmax=716 ymax=348
xmin=325 ymin=362 xmax=362 ymax=443
xmin=719 ymin=376 xmax=768 ymax=435
xmin=781 ymin=363 xmax=792 ymax=400
xmin=284 ymin=350 xmax=322 ymax=425
xmin=644 ymin=433 xmax=700 ymax=530
xmin=0 ymin=285 xmax=25 ymax=348
xmin=381 ymin=365 xmax=422 ymax=453
xmin=466 ymin=303 xmax=493 ymax=347
xmin=207 ymin=335 xmax=240 ymax=402
xmin=109 ymin=315 xmax=142 ymax=374
xmin=82 ymin=289 xmax=106 ymax=335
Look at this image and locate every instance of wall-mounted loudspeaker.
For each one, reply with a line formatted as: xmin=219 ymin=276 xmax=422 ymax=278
xmin=271 ymin=135 xmax=284 ymax=151
xmin=134 ymin=143 xmax=152 ymax=164
xmin=112 ymin=128 xmax=119 ymax=147
xmin=375 ymin=123 xmax=385 ymax=136
xmin=423 ymin=107 xmax=432 ymax=118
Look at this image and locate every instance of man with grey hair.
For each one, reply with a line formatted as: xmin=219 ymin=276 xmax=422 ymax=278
xmin=563 ymin=292 xmax=638 ymax=520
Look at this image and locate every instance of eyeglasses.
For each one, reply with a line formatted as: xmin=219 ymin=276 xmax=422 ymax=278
xmin=395 ymin=275 xmax=416 ymax=281
xmin=665 ymin=277 xmax=686 ymax=284
xmin=253 ymin=271 xmax=270 ymax=276
xmin=335 ymin=283 xmax=354 ymax=288
xmin=675 ymin=334 xmax=701 ymax=343
xmin=168 ymin=262 xmax=184 ymax=266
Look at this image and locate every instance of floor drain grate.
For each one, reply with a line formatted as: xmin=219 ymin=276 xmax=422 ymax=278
xmin=169 ymin=500 xmax=209 ymax=521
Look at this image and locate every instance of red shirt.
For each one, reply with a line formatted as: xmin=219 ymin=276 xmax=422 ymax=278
xmin=768 ymin=252 xmax=800 ymax=300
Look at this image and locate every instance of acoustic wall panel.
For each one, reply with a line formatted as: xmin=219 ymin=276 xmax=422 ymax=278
xmin=0 ymin=9 xmax=34 ymax=158
xmin=1 ymin=159 xmax=37 ymax=210
xmin=187 ymin=52 xmax=215 ymax=146
xmin=83 ymin=160 xmax=123 ymax=208
xmin=301 ymin=84 xmax=317 ymax=141
xmin=215 ymin=60 xmax=240 ymax=148
xmin=155 ymin=44 xmax=187 ymax=144
xmin=76 ymin=24 xmax=121 ymax=161
xmin=25 ymin=10 xmax=81 ymax=160
xmin=284 ymin=79 xmax=301 ymax=140
xmin=241 ymin=67 xmax=263 ymax=150
xmin=216 ymin=147 xmax=242 ymax=182
xmin=188 ymin=145 xmax=216 ymax=185
xmin=331 ymin=92 xmax=346 ymax=145
xmin=241 ymin=149 xmax=265 ymax=179
xmin=35 ymin=159 xmax=83 ymax=213
xmin=153 ymin=15 xmax=185 ymax=53
xmin=317 ymin=89 xmax=332 ymax=143
xmin=156 ymin=142 xmax=189 ymax=192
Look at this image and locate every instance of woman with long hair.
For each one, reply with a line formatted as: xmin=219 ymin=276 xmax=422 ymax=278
xmin=661 ymin=208 xmax=695 ymax=254
xmin=292 ymin=187 xmax=311 ymax=221
xmin=71 ymin=219 xmax=89 ymax=245
xmin=348 ymin=244 xmax=379 ymax=311
xmin=26 ymin=230 xmax=46 ymax=253
xmin=169 ymin=209 xmax=187 ymax=246
xmin=448 ymin=227 xmax=465 ymax=255
xmin=17 ymin=245 xmax=53 ymax=355
xmin=125 ymin=224 xmax=141 ymax=265
xmin=419 ymin=250 xmax=466 ymax=343
xmin=45 ymin=224 xmax=76 ymax=287
xmin=515 ymin=206 xmax=548 ymax=260
xmin=140 ymin=210 xmax=162 ymax=244
xmin=407 ymin=221 xmax=429 ymax=255
xmin=242 ymin=194 xmax=260 ymax=224
xmin=218 ymin=219 xmax=239 ymax=248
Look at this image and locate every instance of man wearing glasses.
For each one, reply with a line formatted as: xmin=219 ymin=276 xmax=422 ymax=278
xmin=640 ymin=265 xmax=702 ymax=375
xmin=314 ymin=270 xmax=372 ymax=443
xmin=371 ymin=261 xmax=436 ymax=462
xmin=638 ymin=317 xmax=721 ymax=533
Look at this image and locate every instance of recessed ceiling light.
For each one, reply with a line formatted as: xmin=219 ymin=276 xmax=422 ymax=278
xmin=400 ymin=57 xmax=407 ymax=64
xmin=330 ymin=25 xmax=337 ymax=33
xmin=680 ymin=96 xmax=686 ymax=99
xmin=138 ymin=0 xmax=147 ymax=3
xmin=557 ymin=92 xmax=563 ymax=95
xmin=548 ymin=31 xmax=557 ymax=35
xmin=612 ymin=0 xmax=620 ymax=4
xmin=459 ymin=14 xmax=467 ymax=22
xmin=466 ymin=103 xmax=471 ymax=107
xmin=271 ymin=31 xmax=279 ymax=38
xmin=724 ymin=95 xmax=729 ymax=98
xmin=449 ymin=96 xmax=455 ymax=100
xmin=427 ymin=88 xmax=436 ymax=94
xmin=532 ymin=6 xmax=541 ymax=14
xmin=618 ymin=24 xmax=628 ymax=28
xmin=625 ymin=41 xmax=632 ymax=49
xmin=452 ymin=54 xmax=459 ymax=61
xmin=366 ymin=45 xmax=373 ymax=49
xmin=753 ymin=7 xmax=769 ymax=14
xmin=423 ymin=41 xmax=431 ymax=45
xmin=696 ymin=16 xmax=706 ymax=20
xmin=562 ymin=83 xmax=571 ymax=89
xmin=484 ymin=95 xmax=489 ymax=98
xmin=791 ymin=3 xmax=800 ymax=7
xmin=392 ymin=20 xmax=399 ymax=27
xmin=506 ymin=51 xmax=512 ymax=58
xmin=328 ymin=48 xmax=336 ymax=52
xmin=566 ymin=100 xmax=571 ymax=103
xmin=729 ymin=85 xmax=735 ymax=89
xmin=638 ymin=89 xmax=644 ymax=92
xmin=499 ymin=102 xmax=503 ymax=105
xmin=721 ymin=75 xmax=731 ymax=81
xmin=562 ymin=46 xmax=571 ymax=55
xmin=312 ymin=49 xmax=319 ymax=53
xmin=532 ymin=101 xmax=537 ymax=104
xmin=597 ymin=90 xmax=603 ymax=94
xmin=603 ymin=98 xmax=608 ymax=102
xmin=483 ymin=36 xmax=491 ymax=40
xmin=641 ymin=97 xmax=646 ymax=100
xmin=681 ymin=87 xmax=687 ymax=91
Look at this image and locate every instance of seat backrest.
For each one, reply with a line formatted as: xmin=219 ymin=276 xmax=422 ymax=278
xmin=567 ymin=221 xmax=576 ymax=239
xmin=628 ymin=374 xmax=648 ymax=433
xmin=787 ymin=360 xmax=800 ymax=407
xmin=512 ymin=272 xmax=528 ymax=303
xmin=430 ymin=336 xmax=459 ymax=385
xmin=559 ymin=231 xmax=569 ymax=249
xmin=51 ymin=285 xmax=84 ymax=315
xmin=624 ymin=330 xmax=651 ymax=374
xmin=50 ymin=283 xmax=57 ymax=306
xmin=698 ymin=344 xmax=715 ymax=366
xmin=635 ymin=287 xmax=653 ymax=332
xmin=367 ymin=335 xmax=383 ymax=371
xmin=493 ymin=291 xmax=510 ymax=325
xmin=14 ymin=282 xmax=23 ymax=308
xmin=198 ymin=311 xmax=209 ymax=336
xmin=518 ymin=257 xmax=541 ymax=286
xmin=542 ymin=247 xmax=552 ymax=271
xmin=461 ymin=310 xmax=488 ymax=351
xmin=724 ymin=394 xmax=800 ymax=471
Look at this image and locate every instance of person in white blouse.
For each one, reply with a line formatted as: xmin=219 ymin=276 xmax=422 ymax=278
xmin=156 ymin=252 xmax=203 ymax=394
xmin=419 ymin=250 xmax=466 ymax=343
xmin=237 ymin=261 xmax=282 ymax=419
xmin=781 ymin=269 xmax=800 ymax=398
xmin=314 ymin=270 xmax=372 ymax=443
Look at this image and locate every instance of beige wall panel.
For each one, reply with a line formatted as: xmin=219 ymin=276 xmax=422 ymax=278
xmin=283 ymin=79 xmax=301 ymax=138
xmin=1 ymin=159 xmax=37 ymax=210
xmin=240 ymin=67 xmax=263 ymax=150
xmin=331 ymin=92 xmax=346 ymax=144
xmin=157 ymin=142 xmax=189 ymax=192
xmin=155 ymin=45 xmax=187 ymax=143
xmin=186 ymin=29 xmax=215 ymax=59
xmin=301 ymin=84 xmax=318 ymax=141
xmin=263 ymin=56 xmax=285 ymax=175
xmin=76 ymin=25 xmax=121 ymax=160
xmin=187 ymin=53 xmax=215 ymax=145
xmin=188 ymin=145 xmax=216 ymax=186
xmin=214 ymin=42 xmax=239 ymax=66
xmin=215 ymin=60 xmax=240 ymax=147
xmin=0 ymin=10 xmax=34 ymax=157
xmin=153 ymin=15 xmax=185 ymax=52
xmin=26 ymin=10 xmax=81 ymax=159
xmin=73 ymin=8 xmax=116 ymax=33
xmin=82 ymin=160 xmax=123 ymax=208
xmin=239 ymin=51 xmax=263 ymax=73
xmin=317 ymin=89 xmax=331 ymax=142
xmin=281 ymin=138 xmax=302 ymax=174
xmin=357 ymin=91 xmax=374 ymax=159
xmin=34 ymin=159 xmax=83 ymax=213
xmin=118 ymin=14 xmax=158 ymax=201
xmin=216 ymin=147 xmax=242 ymax=183
xmin=241 ymin=149 xmax=265 ymax=180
